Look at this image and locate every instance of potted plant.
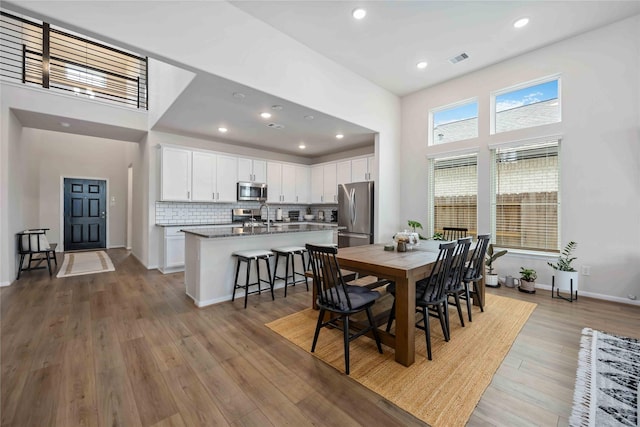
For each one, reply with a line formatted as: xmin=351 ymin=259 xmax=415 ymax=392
xmin=485 ymin=244 xmax=507 ymax=287
xmin=548 ymin=241 xmax=578 ymax=292
xmin=518 ymin=267 xmax=537 ymax=293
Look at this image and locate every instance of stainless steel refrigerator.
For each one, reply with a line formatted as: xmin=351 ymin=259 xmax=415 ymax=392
xmin=338 ymin=181 xmax=374 ymax=248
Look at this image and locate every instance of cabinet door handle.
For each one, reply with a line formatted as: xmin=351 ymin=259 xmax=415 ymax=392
xmin=187 ymin=191 xmax=190 ymax=199
xmin=213 ymin=193 xmax=215 ymax=200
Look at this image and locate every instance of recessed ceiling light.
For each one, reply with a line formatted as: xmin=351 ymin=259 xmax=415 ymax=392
xmin=304 ymin=115 xmax=314 ymax=120
xmin=218 ymin=127 xmax=228 ymax=133
xmin=271 ymin=105 xmax=283 ymax=111
xmin=352 ymin=8 xmax=366 ymax=20
xmin=299 ymin=143 xmax=306 ymax=149
xmin=336 ymin=134 xmax=344 ymax=139
xmin=260 ymin=112 xmax=272 ymax=119
xmin=232 ymin=92 xmax=245 ymax=99
xmin=416 ymin=61 xmax=428 ymax=70
xmin=59 ymin=121 xmax=70 ymax=128
xmin=513 ymin=17 xmax=529 ymax=28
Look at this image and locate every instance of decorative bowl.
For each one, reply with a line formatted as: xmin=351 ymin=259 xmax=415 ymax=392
xmin=303 ymin=214 xmax=315 ymax=221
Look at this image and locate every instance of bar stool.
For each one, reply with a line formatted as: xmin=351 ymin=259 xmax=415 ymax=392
xmin=232 ymin=249 xmax=274 ymax=309
xmin=271 ymin=246 xmax=308 ymax=297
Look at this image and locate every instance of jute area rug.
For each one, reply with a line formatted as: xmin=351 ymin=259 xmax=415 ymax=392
xmin=56 ymin=250 xmax=115 ymax=278
xmin=570 ymin=328 xmax=639 ymax=427
xmin=266 ymin=293 xmax=536 ymax=426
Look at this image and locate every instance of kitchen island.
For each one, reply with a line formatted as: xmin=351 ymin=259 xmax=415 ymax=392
xmin=182 ymin=223 xmax=336 ymax=307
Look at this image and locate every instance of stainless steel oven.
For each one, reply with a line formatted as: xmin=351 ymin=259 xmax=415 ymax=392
xmin=237 ymin=182 xmax=267 ymax=202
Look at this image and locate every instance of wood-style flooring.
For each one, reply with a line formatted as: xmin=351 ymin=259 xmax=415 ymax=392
xmin=2 ymin=249 xmax=639 ymax=426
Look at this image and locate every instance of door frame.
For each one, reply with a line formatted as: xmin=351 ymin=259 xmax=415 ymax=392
xmin=59 ymin=175 xmax=110 ymax=251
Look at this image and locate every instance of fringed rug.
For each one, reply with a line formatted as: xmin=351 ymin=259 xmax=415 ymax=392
xmin=570 ymin=328 xmax=640 ymax=427
xmin=56 ymin=250 xmax=115 ymax=278
xmin=266 ymin=293 xmax=536 ymax=426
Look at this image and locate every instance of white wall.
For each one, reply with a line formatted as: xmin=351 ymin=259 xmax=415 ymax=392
xmin=21 ymin=128 xmax=134 ymax=250
xmin=401 ymin=15 xmax=640 ymax=302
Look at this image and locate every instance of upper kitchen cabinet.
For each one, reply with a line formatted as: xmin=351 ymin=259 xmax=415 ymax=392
xmin=161 ymin=146 xmax=237 ymax=202
xmin=336 ymin=160 xmax=351 ymax=186
xmin=311 ymin=163 xmax=338 ymax=204
xmin=237 ymin=157 xmax=267 ymax=183
xmin=161 ymin=146 xmax=192 ymax=201
xmin=351 ymin=156 xmax=376 ymax=182
xmin=267 ymin=162 xmax=309 ymax=203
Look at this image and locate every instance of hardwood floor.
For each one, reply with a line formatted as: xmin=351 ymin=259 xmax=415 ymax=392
xmin=2 ymin=249 xmax=639 ymax=426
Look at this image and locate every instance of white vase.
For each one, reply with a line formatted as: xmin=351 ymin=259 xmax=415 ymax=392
xmin=486 ymin=273 xmax=499 ymax=287
xmin=555 ymin=271 xmax=579 ymax=291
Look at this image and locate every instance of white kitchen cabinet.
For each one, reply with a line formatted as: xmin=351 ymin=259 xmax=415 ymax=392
xmin=238 ymin=157 xmax=266 ymax=183
xmin=294 ymin=165 xmax=310 ymax=203
xmin=281 ymin=163 xmax=296 ymax=202
xmin=161 ymin=146 xmax=192 ymax=201
xmin=323 ymin=163 xmax=338 ymax=203
xmin=336 ymin=160 xmax=351 ymax=186
xmin=351 ymin=156 xmax=376 ymax=182
xmin=310 ymin=165 xmax=324 ymax=203
xmin=191 ymin=151 xmax=237 ymax=202
xmin=216 ymin=154 xmax=238 ymax=202
xmin=266 ymin=161 xmax=283 ymax=203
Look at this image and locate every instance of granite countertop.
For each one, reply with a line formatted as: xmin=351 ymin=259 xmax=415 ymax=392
xmin=182 ymin=223 xmax=341 ymax=238
xmin=156 ymin=222 xmax=240 ymax=227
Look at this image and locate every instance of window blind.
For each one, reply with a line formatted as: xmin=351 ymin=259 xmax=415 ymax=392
xmin=429 ymin=154 xmax=478 ymax=236
xmin=491 ymin=140 xmax=560 ymax=251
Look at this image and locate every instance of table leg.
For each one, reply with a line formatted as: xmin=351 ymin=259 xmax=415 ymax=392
xmin=474 ymin=265 xmax=486 ymax=307
xmin=394 ymin=276 xmax=415 ymax=366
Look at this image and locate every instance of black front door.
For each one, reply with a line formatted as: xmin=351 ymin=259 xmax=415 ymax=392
xmin=64 ymin=178 xmax=107 ymax=251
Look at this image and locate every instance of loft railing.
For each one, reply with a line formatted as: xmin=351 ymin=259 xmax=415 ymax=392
xmin=1 ymin=11 xmax=148 ymax=109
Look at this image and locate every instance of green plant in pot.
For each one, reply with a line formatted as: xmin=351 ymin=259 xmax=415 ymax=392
xmin=407 ymin=220 xmax=428 ymax=240
xmin=485 ymin=244 xmax=507 ymax=287
xmin=548 ymin=241 xmax=578 ymax=293
xmin=518 ymin=267 xmax=537 ymax=294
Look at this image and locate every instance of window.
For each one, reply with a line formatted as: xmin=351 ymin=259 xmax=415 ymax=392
xmin=492 ymin=77 xmax=560 ymax=134
xmin=430 ymin=99 xmax=478 ymax=145
xmin=429 ymin=154 xmax=477 ymax=237
xmin=491 ymin=139 xmax=560 ymax=252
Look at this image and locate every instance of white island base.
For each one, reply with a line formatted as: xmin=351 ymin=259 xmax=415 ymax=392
xmin=184 ymin=229 xmax=333 ymax=307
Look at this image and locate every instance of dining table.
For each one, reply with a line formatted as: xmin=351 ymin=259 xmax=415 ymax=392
xmin=336 ymin=243 xmax=485 ymax=367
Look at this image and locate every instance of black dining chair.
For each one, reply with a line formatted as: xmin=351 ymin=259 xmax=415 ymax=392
xmin=385 ymin=241 xmax=457 ymax=360
xmin=306 ymin=243 xmax=383 ymax=375
xmin=442 ymin=227 xmax=468 ymax=241
xmin=16 ymin=228 xmax=57 ymax=279
xmin=459 ymin=234 xmax=491 ymax=321
xmin=445 ymin=237 xmax=473 ymax=328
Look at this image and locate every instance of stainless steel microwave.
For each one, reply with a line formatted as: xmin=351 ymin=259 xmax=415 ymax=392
xmin=237 ymin=182 xmax=267 ymax=202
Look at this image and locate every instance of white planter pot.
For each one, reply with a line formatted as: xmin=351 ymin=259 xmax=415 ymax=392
xmin=486 ymin=273 xmax=499 ymax=287
xmin=555 ymin=270 xmax=579 ymax=291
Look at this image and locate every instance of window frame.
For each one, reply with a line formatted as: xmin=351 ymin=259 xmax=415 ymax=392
xmin=427 ymin=151 xmax=479 ymax=238
xmin=489 ymin=136 xmax=562 ymax=254
xmin=428 ymin=97 xmax=479 ymax=146
xmin=490 ymin=75 xmax=562 ymax=135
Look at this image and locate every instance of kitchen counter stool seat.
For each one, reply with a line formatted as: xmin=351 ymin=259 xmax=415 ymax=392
xmin=232 ymin=249 xmax=274 ymax=309
xmin=271 ymin=246 xmax=308 ymax=297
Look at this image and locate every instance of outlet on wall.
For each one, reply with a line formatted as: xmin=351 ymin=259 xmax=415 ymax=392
xmin=581 ymin=265 xmax=591 ymax=276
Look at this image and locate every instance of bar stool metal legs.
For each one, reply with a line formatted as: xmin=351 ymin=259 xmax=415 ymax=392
xmin=232 ymin=250 xmax=274 ymax=308
xmin=272 ymin=246 xmax=308 ymax=297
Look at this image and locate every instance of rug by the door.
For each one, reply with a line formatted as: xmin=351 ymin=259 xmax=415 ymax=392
xmin=266 ymin=293 xmax=536 ymax=426
xmin=56 ymin=250 xmax=115 ymax=278
xmin=570 ymin=328 xmax=639 ymax=427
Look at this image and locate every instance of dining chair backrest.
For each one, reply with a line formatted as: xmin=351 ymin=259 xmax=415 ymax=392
xmin=17 ymin=229 xmax=51 ymax=254
xmin=306 ymin=243 xmax=353 ymax=311
xmin=465 ymin=234 xmax=491 ymax=282
xmin=443 ymin=227 xmax=468 ymax=241
xmin=417 ymin=241 xmax=457 ymax=303
xmin=447 ymin=237 xmax=472 ymax=291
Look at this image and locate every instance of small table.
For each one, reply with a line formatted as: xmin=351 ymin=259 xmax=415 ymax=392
xmin=336 ymin=243 xmax=484 ymax=367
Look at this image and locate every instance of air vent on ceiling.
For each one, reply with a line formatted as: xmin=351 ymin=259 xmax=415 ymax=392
xmin=267 ymin=123 xmax=284 ymax=129
xmin=449 ymin=53 xmax=469 ymax=64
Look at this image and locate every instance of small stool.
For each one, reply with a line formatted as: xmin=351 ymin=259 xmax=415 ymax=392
xmin=272 ymin=246 xmax=308 ymax=297
xmin=232 ymin=249 xmax=274 ymax=309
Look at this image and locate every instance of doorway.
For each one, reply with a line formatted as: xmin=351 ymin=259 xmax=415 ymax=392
xmin=63 ymin=178 xmax=107 ymax=251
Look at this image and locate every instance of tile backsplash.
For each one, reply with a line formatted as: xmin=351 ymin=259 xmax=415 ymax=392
xmin=155 ymin=202 xmax=337 ymax=225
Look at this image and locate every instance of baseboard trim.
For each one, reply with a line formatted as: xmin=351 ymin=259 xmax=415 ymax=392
xmin=0 ymin=280 xmax=12 ymax=287
xmin=535 ymin=283 xmax=640 ymax=306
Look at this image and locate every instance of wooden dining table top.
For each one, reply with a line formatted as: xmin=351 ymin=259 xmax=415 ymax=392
xmin=336 ymin=244 xmax=442 ymax=279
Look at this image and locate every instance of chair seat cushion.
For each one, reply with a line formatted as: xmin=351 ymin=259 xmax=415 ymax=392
xmin=233 ymin=249 xmax=273 ymax=259
xmin=318 ymin=288 xmax=380 ymax=311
